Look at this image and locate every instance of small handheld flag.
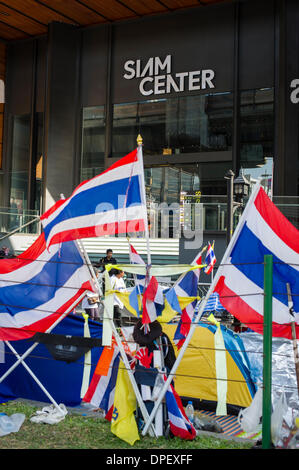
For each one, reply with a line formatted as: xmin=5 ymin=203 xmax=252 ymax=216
xmin=204 ymin=242 xmax=216 ymax=275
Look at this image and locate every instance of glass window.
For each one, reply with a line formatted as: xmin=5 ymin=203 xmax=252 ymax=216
xmin=240 ymin=88 xmax=274 ymax=195
xmin=35 ymin=112 xmax=43 ymax=213
xmin=81 ymin=106 xmax=105 ymax=181
xmin=9 ymin=114 xmax=30 ymax=223
xmin=112 ymin=92 xmax=233 ymax=158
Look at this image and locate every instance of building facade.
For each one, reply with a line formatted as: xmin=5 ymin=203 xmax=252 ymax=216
xmin=0 ymin=0 xmax=298 ymax=261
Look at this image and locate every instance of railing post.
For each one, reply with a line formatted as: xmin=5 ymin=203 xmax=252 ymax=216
xmin=262 ymin=254 xmax=273 ymax=449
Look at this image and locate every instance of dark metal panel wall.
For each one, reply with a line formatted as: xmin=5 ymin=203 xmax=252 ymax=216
xmin=239 ymin=0 xmax=275 ymax=90
xmin=6 ymin=41 xmax=34 ymax=115
xmin=35 ymin=37 xmax=47 ymax=114
xmin=43 ymin=22 xmax=81 ymax=210
xmin=274 ymin=0 xmax=299 ymax=197
xmin=111 ymin=3 xmax=235 ymax=104
xmin=81 ymin=25 xmax=109 ymax=107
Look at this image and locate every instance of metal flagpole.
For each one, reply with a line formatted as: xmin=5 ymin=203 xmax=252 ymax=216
xmin=5 ymin=341 xmax=65 ymax=411
xmin=142 ymin=182 xmax=263 ymax=436
xmin=137 ymin=135 xmax=151 ymax=269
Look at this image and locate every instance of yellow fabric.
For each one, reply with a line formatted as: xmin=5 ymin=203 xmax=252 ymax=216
xmin=111 ymin=361 xmax=140 ymax=446
xmin=162 ymin=324 xmax=253 ymax=409
xmin=115 ymin=291 xmax=199 ymax=324
xmin=105 ymin=263 xmax=206 ymax=277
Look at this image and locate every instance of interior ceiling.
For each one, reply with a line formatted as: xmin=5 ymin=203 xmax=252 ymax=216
xmin=0 ymin=0 xmax=231 ymax=42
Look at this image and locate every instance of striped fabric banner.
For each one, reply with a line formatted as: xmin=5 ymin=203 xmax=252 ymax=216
xmin=199 ymin=410 xmax=262 ymax=440
xmin=214 ymin=184 xmax=299 ymax=339
xmin=0 ymin=232 xmax=93 ymax=341
xmin=41 ymin=148 xmax=147 ymax=249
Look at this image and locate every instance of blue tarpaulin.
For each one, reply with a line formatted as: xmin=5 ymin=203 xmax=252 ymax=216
xmin=0 ymin=314 xmax=103 ymax=407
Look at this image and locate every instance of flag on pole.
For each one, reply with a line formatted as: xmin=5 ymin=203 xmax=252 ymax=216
xmin=165 ymin=247 xmax=205 ymax=349
xmin=213 ymin=184 xmax=299 ymax=339
xmin=40 ymin=149 xmax=147 ymax=249
xmin=82 ymin=344 xmax=120 ymax=420
xmin=142 ymin=275 xmax=164 ymax=325
xmin=128 ymin=242 xmax=146 ymax=288
xmin=0 ymin=232 xmax=93 ymax=341
xmin=163 ymin=374 xmax=196 ymax=440
xmin=111 ymin=360 xmax=140 ymax=446
xmin=204 ymin=242 xmax=216 ymax=275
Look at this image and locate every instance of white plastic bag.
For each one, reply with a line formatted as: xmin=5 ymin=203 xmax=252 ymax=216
xmin=271 ymin=388 xmax=288 ymax=446
xmin=0 ymin=413 xmax=25 ymax=437
xmin=152 ymin=371 xmax=165 ymax=401
xmin=238 ymin=386 xmax=263 ymax=433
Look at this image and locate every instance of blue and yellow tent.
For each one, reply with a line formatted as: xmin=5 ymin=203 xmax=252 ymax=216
xmin=162 ymin=321 xmax=256 ymax=411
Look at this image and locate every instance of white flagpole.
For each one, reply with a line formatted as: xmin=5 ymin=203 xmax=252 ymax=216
xmin=142 ymin=182 xmax=262 ymax=436
xmin=137 ymin=135 xmax=151 ymax=269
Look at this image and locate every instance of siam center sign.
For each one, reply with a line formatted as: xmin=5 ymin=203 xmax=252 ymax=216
xmin=123 ymin=54 xmax=215 ymax=96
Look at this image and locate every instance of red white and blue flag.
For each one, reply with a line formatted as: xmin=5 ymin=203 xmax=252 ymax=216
xmin=41 ymin=148 xmax=147 ymax=249
xmin=204 ymin=242 xmax=216 ymax=275
xmin=213 ymin=184 xmax=299 ymax=339
xmin=0 ymin=233 xmax=93 ymax=341
xmin=128 ymin=242 xmax=164 ymax=323
xmin=129 ymin=242 xmax=146 ymax=288
xmin=165 ymin=247 xmax=205 ymax=349
xmin=142 ymin=275 xmax=164 ymax=325
xmin=163 ymin=374 xmax=196 ymax=440
xmin=83 ymin=345 xmax=120 ymax=421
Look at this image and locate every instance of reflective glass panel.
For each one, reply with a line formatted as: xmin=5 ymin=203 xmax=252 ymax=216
xmin=81 ymin=106 xmax=105 ymax=181
xmin=35 ymin=112 xmax=43 ymax=213
xmin=240 ymin=88 xmax=274 ymax=196
xmin=10 ymin=114 xmax=30 ymax=226
xmin=112 ymin=92 xmax=233 ymax=157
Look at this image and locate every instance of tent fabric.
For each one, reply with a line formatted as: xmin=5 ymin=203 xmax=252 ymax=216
xmin=0 ymin=315 xmax=256 ymax=410
xmin=162 ymin=322 xmax=256 ymax=410
xmin=0 ymin=314 xmax=103 ymax=407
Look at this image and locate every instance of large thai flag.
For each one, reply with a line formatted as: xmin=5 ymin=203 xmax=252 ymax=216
xmin=163 ymin=374 xmax=196 ymax=440
xmin=213 ymin=183 xmax=299 ymax=339
xmin=0 ymin=233 xmax=93 ymax=341
xmin=41 ymin=148 xmax=147 ymax=249
xmin=83 ymin=346 xmax=120 ymax=421
xmin=166 ymin=247 xmax=204 ymax=349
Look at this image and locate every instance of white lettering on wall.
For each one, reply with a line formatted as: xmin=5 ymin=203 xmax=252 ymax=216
xmin=123 ymin=54 xmax=216 ymax=96
xmin=290 ymin=78 xmax=299 ymax=104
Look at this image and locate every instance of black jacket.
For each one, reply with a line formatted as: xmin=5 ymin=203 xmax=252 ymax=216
xmin=96 ymin=255 xmax=117 ymax=272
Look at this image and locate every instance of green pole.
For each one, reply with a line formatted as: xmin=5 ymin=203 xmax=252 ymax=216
xmin=262 ymin=254 xmax=273 ymax=449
